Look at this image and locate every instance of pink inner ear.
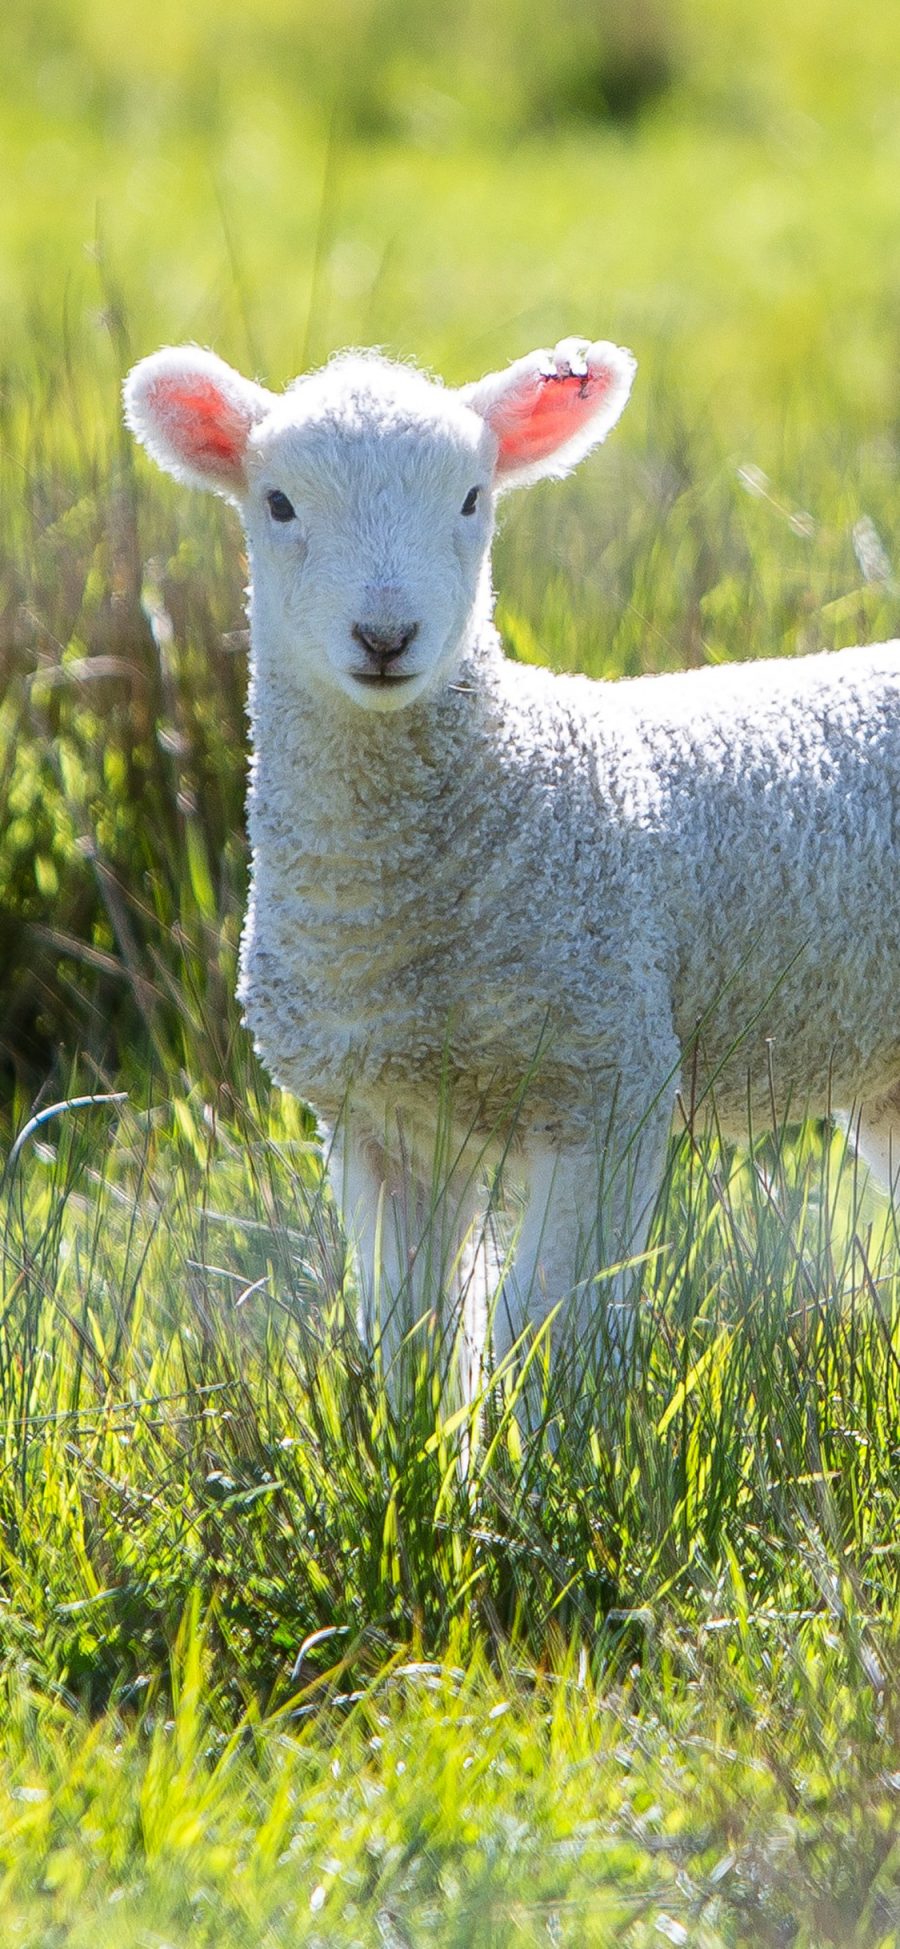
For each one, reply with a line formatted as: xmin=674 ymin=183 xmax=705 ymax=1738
xmin=148 ymin=373 xmax=250 ymax=472
xmin=494 ymin=366 xmax=614 ymax=470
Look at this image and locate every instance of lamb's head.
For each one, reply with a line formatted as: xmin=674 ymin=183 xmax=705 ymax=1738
xmin=124 ymin=336 xmax=635 ymax=713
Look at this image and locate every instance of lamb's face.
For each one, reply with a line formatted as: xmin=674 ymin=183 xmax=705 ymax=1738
xmin=124 ymin=336 xmax=636 ymax=712
xmin=241 ymin=362 xmax=496 ymax=712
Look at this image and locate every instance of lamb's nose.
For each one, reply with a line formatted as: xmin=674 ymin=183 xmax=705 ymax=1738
xmin=351 ymin=621 xmax=419 ymax=664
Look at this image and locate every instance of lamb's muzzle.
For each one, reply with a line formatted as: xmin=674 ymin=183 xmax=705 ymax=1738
xmin=351 ymin=620 xmax=420 ymax=676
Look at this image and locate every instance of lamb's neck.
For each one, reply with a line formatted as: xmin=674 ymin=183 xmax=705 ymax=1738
xmin=247 ymin=627 xmax=506 ymax=864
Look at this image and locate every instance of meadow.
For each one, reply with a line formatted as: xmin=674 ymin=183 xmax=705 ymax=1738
xmin=2 ymin=0 xmax=900 ymax=1940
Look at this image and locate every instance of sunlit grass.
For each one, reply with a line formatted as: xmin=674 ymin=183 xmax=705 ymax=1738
xmin=0 ymin=1608 xmax=896 ymax=1946
xmin=1 ymin=1080 xmax=899 ymax=1940
xmin=3 ymin=0 xmax=900 ymax=1937
xmin=2 ymin=1083 xmax=899 ymax=1686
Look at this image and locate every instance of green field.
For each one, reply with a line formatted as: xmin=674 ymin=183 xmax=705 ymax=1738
xmin=2 ymin=0 xmax=900 ymax=1941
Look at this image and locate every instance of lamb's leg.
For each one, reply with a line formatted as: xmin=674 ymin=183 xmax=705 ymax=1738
xmin=492 ymin=1107 xmax=672 ymax=1414
xmin=838 ymin=1082 xmax=900 ymax=1200
xmin=329 ymin=1129 xmax=482 ymax=1391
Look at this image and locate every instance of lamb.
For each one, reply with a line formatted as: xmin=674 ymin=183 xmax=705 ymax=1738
xmin=124 ymin=335 xmax=900 ymax=1392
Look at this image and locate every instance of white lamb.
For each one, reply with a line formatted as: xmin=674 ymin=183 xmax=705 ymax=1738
xmin=124 ymin=335 xmax=900 ymax=1388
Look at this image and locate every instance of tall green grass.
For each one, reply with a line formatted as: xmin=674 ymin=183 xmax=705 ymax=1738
xmin=3 ymin=0 xmax=900 ymax=1936
xmin=0 ymin=1608 xmax=896 ymax=1945
xmin=1 ymin=1081 xmax=899 ymax=1939
xmin=2 ymin=1083 xmax=899 ymax=1694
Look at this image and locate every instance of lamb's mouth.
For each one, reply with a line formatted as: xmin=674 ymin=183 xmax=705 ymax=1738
xmin=351 ymin=670 xmax=418 ymax=687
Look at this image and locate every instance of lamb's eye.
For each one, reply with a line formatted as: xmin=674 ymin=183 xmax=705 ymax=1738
xmin=461 ymin=486 xmax=480 ymax=516
xmin=267 ymin=489 xmax=296 ymax=523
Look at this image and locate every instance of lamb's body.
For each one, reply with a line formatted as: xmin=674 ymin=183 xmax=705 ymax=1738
xmin=245 ymin=631 xmax=900 ymax=1156
xmin=125 ymin=333 xmax=900 ymax=1384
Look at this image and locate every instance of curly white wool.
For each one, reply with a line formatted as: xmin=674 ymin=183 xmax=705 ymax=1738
xmin=124 ymin=336 xmax=900 ymax=1386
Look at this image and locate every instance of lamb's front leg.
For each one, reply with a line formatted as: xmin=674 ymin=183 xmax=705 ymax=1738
xmin=329 ymin=1125 xmax=483 ymax=1392
xmin=493 ymin=1103 xmax=673 ymax=1410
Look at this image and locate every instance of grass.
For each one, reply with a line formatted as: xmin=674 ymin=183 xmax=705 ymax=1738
xmin=1 ymin=1076 xmax=899 ymax=1941
xmin=0 ymin=1619 xmax=897 ymax=1946
xmin=3 ymin=0 xmax=900 ymax=1937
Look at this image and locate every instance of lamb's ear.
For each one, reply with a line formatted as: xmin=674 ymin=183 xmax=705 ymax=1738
xmin=123 ymin=347 xmax=276 ymax=496
xmin=461 ymin=337 xmax=635 ymax=492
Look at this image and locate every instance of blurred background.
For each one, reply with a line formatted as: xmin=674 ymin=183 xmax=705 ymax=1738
xmin=2 ymin=0 xmax=900 ymax=1096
